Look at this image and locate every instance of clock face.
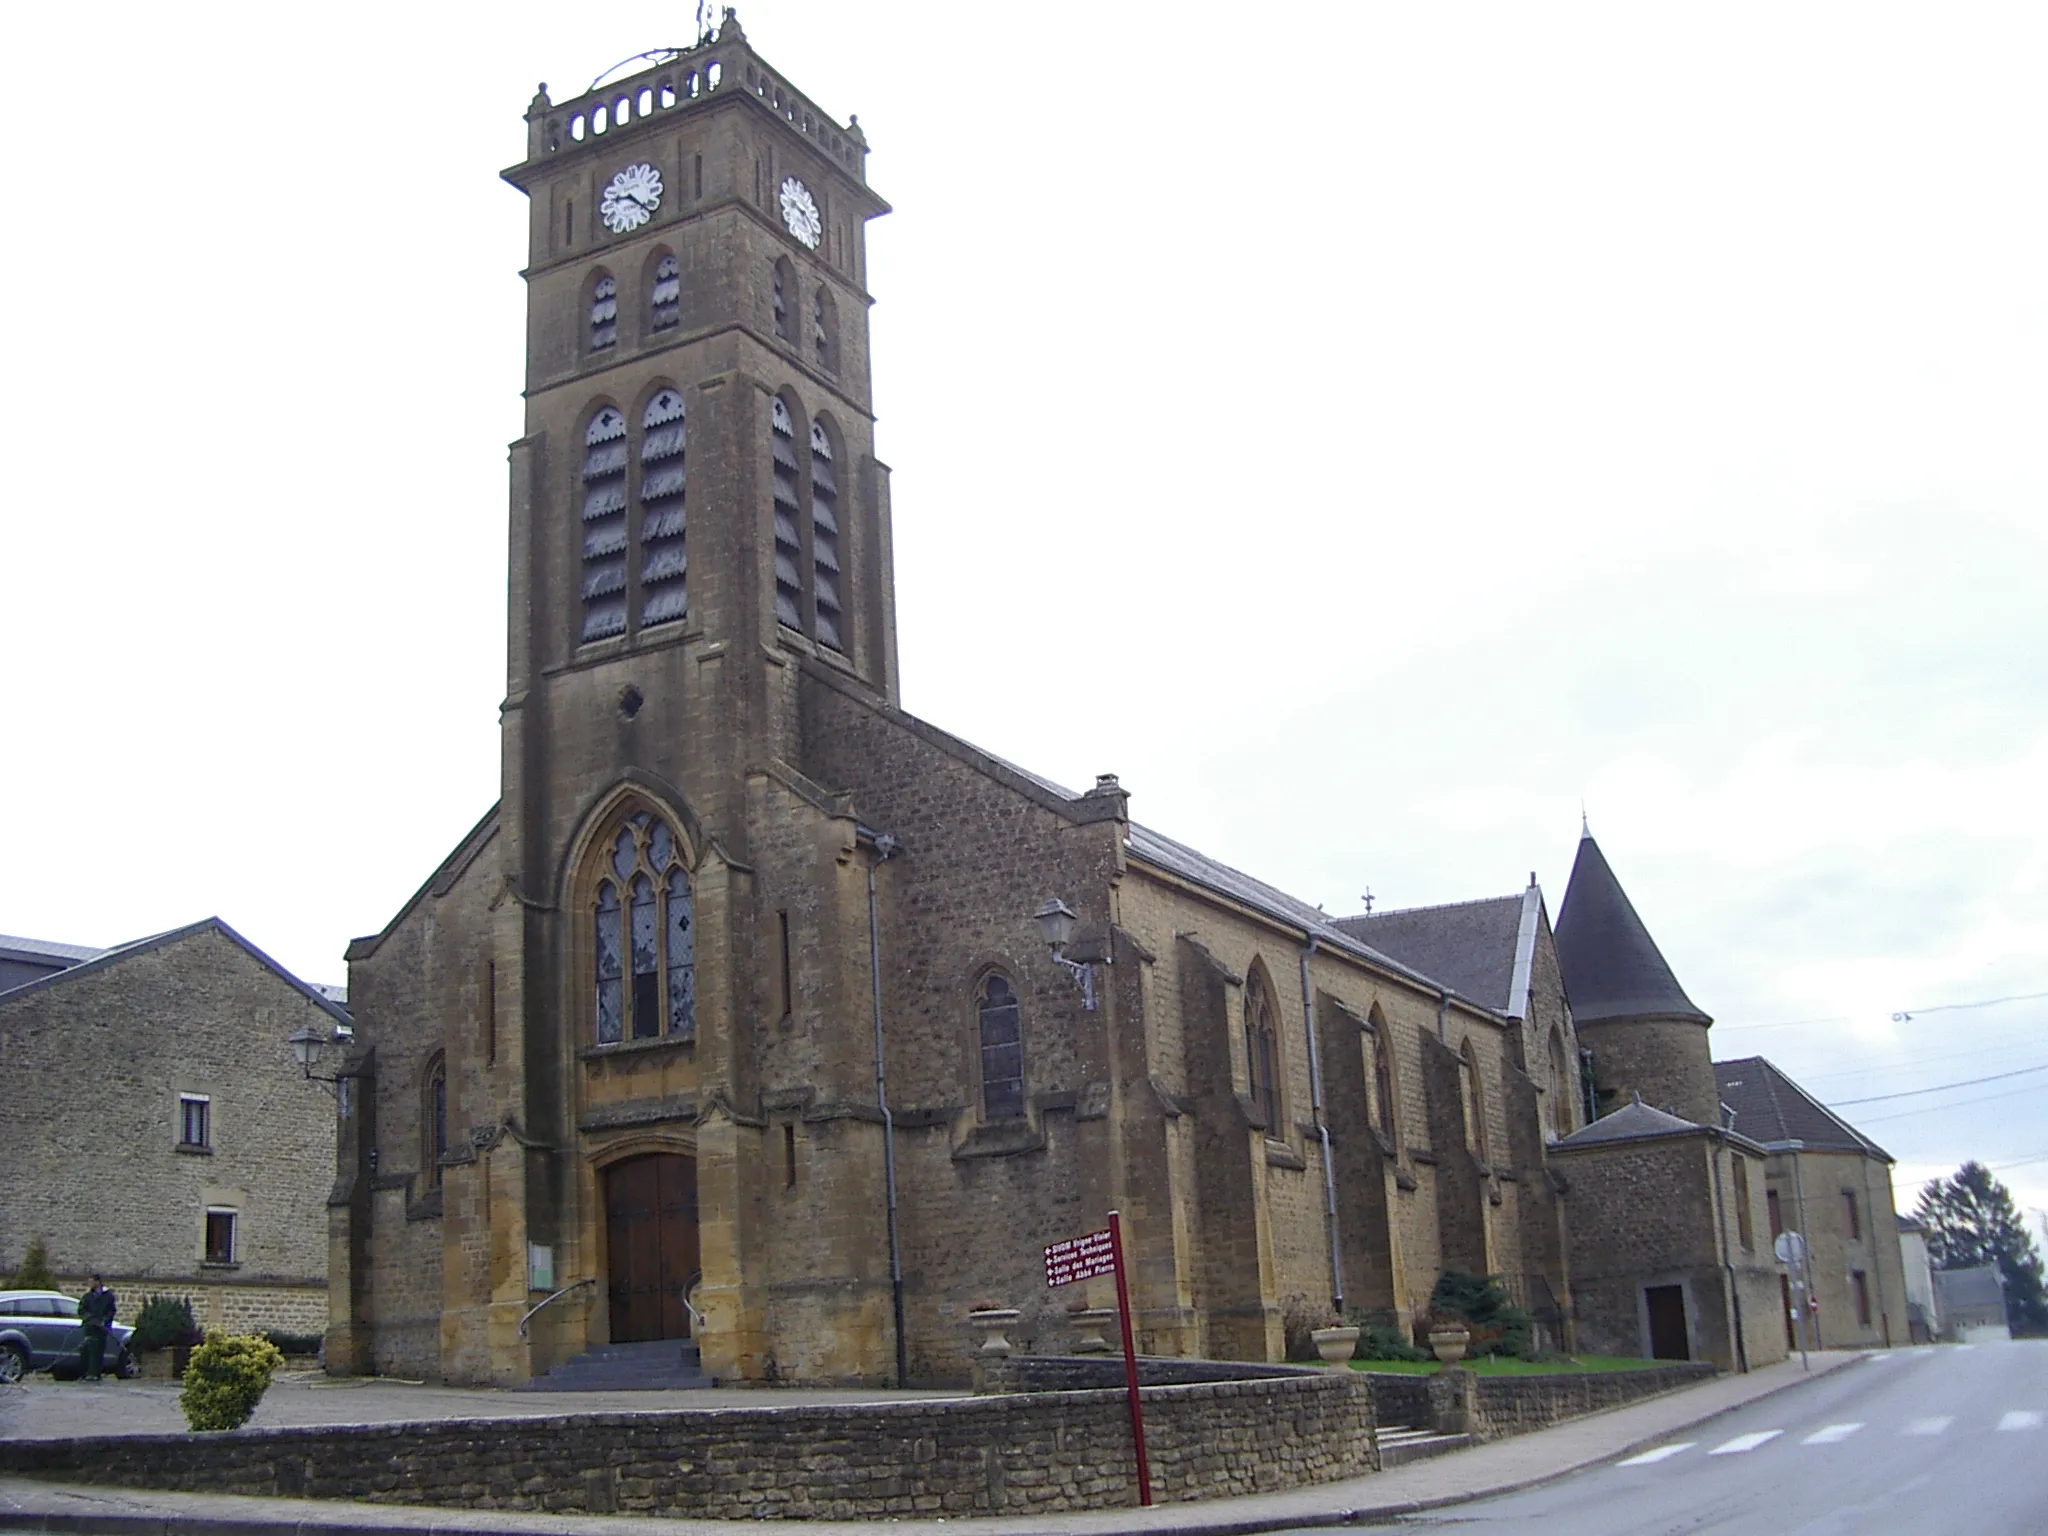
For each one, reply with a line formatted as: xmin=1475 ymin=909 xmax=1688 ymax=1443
xmin=600 ymin=163 xmax=663 ymax=235
xmin=779 ymin=177 xmax=822 ymax=250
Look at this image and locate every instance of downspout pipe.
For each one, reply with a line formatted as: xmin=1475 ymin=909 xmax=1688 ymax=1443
xmin=1298 ymin=935 xmax=1343 ymax=1316
xmin=863 ymin=829 xmax=908 ymax=1386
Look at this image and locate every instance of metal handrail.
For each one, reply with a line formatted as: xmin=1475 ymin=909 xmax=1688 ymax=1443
xmin=682 ymin=1269 xmax=705 ymax=1337
xmin=518 ymin=1277 xmax=594 ymax=1339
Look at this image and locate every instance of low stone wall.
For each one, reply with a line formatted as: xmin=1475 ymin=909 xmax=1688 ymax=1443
xmin=980 ymin=1355 xmax=1317 ymax=1392
xmin=0 ymin=1374 xmax=1379 ymax=1521
xmin=1362 ymin=1362 xmax=1717 ymax=1440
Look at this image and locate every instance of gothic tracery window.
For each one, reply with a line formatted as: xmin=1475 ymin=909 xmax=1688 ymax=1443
xmin=590 ymin=272 xmax=618 ymax=350
xmin=651 ymin=252 xmax=680 ymax=332
xmin=809 ymin=417 xmax=843 ymax=652
xmin=594 ymin=811 xmax=694 ymax=1044
xmin=1245 ymin=968 xmax=1282 ymax=1135
xmin=770 ymin=397 xmax=804 ymax=630
xmin=423 ymin=1053 xmax=447 ymax=1189
xmin=977 ymin=973 xmax=1024 ymax=1121
xmin=639 ymin=388 xmax=688 ymax=627
xmin=580 ymin=406 xmax=629 ymax=641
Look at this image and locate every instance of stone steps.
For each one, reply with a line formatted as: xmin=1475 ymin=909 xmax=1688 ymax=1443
xmin=526 ymin=1337 xmax=711 ymax=1392
xmin=1377 ymin=1422 xmax=1472 ymax=1467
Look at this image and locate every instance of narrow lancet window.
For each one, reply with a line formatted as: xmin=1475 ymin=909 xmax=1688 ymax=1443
xmin=978 ymin=974 xmax=1024 ymax=1121
xmin=593 ymin=811 xmax=694 ymax=1044
xmin=811 ymin=287 xmax=836 ymax=371
xmin=809 ymin=417 xmax=843 ymax=652
xmin=651 ymin=253 xmax=680 ymax=331
xmin=590 ymin=273 xmax=617 ymax=350
xmin=580 ymin=407 xmax=629 ymax=641
xmin=770 ymin=397 xmax=804 ymax=630
xmin=595 ymin=882 xmax=624 ymax=1043
xmin=772 ymin=258 xmax=793 ymax=341
xmin=639 ymin=387 xmax=687 ymax=628
xmin=1245 ymin=970 xmax=1281 ymax=1134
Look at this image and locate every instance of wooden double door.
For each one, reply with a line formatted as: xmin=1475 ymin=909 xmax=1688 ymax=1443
xmin=604 ymin=1153 xmax=699 ymax=1343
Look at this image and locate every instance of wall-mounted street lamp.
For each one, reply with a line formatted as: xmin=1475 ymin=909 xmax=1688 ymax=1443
xmin=1033 ymin=897 xmax=1098 ymax=1012
xmin=289 ymin=1024 xmax=350 ymax=1100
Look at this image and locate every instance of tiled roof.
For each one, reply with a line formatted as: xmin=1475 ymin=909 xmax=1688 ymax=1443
xmin=0 ymin=934 xmax=107 ymax=966
xmin=1551 ymin=1097 xmax=1704 ymax=1147
xmin=1332 ymin=894 xmax=1527 ymax=1015
xmin=1933 ymin=1265 xmax=2007 ymax=1314
xmin=1713 ymin=1056 xmax=1890 ymax=1160
xmin=1554 ymin=832 xmax=1709 ymax=1026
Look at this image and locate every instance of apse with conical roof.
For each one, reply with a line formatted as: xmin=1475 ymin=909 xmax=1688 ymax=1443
xmin=1554 ymin=828 xmax=1720 ymax=1126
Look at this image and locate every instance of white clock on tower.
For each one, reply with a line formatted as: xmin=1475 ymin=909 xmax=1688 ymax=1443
xmin=601 ymin=163 xmax=663 ymax=234
xmin=779 ymin=176 xmax=822 ymax=249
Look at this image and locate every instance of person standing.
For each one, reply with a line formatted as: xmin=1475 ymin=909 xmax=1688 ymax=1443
xmin=78 ymin=1275 xmax=117 ymax=1381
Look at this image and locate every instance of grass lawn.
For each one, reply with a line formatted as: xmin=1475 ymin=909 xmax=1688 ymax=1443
xmin=1352 ymin=1354 xmax=1677 ymax=1375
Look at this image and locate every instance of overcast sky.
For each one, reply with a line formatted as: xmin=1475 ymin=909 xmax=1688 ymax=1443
xmin=4 ymin=2 xmax=2044 ymax=1225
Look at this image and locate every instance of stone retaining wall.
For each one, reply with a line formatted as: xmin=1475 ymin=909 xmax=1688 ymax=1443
xmin=0 ymin=1374 xmax=1379 ymax=1521
xmin=1362 ymin=1362 xmax=1717 ymax=1439
xmin=980 ymin=1355 xmax=1316 ymax=1392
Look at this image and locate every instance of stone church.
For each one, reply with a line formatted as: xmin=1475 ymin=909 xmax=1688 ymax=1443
xmin=330 ymin=14 xmax=1783 ymax=1386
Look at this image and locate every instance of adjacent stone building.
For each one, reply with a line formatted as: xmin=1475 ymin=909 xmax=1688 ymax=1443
xmin=0 ymin=920 xmax=340 ymax=1336
xmin=1715 ymin=1055 xmax=1909 ymax=1350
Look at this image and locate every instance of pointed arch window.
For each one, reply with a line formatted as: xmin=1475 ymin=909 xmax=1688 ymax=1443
xmin=422 ymin=1053 xmax=447 ymax=1189
xmin=1460 ymin=1039 xmax=1489 ymax=1162
xmin=639 ymin=388 xmax=688 ymax=627
xmin=770 ymin=397 xmax=804 ymax=630
xmin=1369 ymin=1010 xmax=1399 ymax=1147
xmin=593 ymin=811 xmax=694 ymax=1044
xmin=1245 ymin=969 xmax=1282 ymax=1135
xmin=809 ymin=417 xmax=843 ymax=652
xmin=771 ymin=257 xmax=794 ymax=342
xmin=977 ymin=973 xmax=1025 ymax=1121
xmin=651 ymin=253 xmax=681 ymax=332
xmin=590 ymin=273 xmax=618 ymax=350
xmin=580 ymin=406 xmax=629 ymax=641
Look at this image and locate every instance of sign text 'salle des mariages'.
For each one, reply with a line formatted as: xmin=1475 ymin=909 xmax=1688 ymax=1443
xmin=1043 ymin=1228 xmax=1117 ymax=1288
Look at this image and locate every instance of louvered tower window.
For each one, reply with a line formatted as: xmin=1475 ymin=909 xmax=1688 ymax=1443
xmin=809 ymin=417 xmax=843 ymax=652
xmin=590 ymin=273 xmax=618 ymax=350
xmin=594 ymin=811 xmax=694 ymax=1044
xmin=651 ymin=253 xmax=680 ymax=331
xmin=580 ymin=407 xmax=629 ymax=641
xmin=639 ymin=388 xmax=687 ymax=628
xmin=770 ymin=397 xmax=804 ymax=630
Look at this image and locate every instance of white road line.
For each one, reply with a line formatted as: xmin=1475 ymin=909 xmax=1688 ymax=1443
xmin=1708 ymin=1431 xmax=1783 ymax=1455
xmin=1617 ymin=1443 xmax=1695 ymax=1466
xmin=1997 ymin=1410 xmax=2043 ymax=1432
xmin=1802 ymin=1423 xmax=1865 ymax=1445
xmin=1904 ymin=1416 xmax=1954 ymax=1436
xmin=1956 ymin=1344 xmax=1977 ymax=1352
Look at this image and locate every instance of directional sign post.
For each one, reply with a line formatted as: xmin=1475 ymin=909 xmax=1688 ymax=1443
xmin=1774 ymin=1231 xmax=1810 ymax=1371
xmin=1046 ymin=1213 xmax=1151 ymax=1506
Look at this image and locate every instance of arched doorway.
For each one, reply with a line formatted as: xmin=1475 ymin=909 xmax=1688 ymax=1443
xmin=603 ymin=1152 xmax=698 ymax=1342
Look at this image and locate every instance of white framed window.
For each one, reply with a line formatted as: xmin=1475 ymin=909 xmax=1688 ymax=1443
xmin=178 ymin=1094 xmax=211 ymax=1149
xmin=204 ymin=1208 xmax=237 ymax=1265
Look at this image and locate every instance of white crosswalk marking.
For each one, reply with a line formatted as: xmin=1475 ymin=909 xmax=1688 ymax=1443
xmin=1802 ymin=1423 xmax=1864 ymax=1444
xmin=1904 ymin=1416 xmax=1953 ymax=1436
xmin=1617 ymin=1443 xmax=1695 ymax=1466
xmin=1709 ymin=1431 xmax=1783 ymax=1455
xmin=1997 ymin=1410 xmax=2043 ymax=1432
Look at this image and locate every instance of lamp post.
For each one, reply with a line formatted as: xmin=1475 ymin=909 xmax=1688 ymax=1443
xmin=1033 ymin=898 xmax=1098 ymax=1011
xmin=289 ymin=1024 xmax=350 ymax=1100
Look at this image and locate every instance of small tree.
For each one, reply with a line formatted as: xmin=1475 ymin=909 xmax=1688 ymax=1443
xmin=8 ymin=1239 xmax=56 ymax=1291
xmin=180 ymin=1333 xmax=284 ymax=1432
xmin=1917 ymin=1162 xmax=2048 ymax=1334
xmin=1425 ymin=1272 xmax=1535 ymax=1357
xmin=131 ymin=1295 xmax=200 ymax=1353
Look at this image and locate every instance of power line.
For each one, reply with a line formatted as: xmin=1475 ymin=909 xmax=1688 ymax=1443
xmin=1831 ymin=1062 xmax=2048 ymax=1107
xmin=1857 ymin=1081 xmax=2048 ymax=1126
xmin=1719 ymin=988 xmax=2048 ymax=1035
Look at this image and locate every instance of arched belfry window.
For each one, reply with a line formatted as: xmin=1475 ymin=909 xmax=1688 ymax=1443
xmin=423 ymin=1053 xmax=447 ymax=1188
xmin=809 ymin=417 xmax=844 ymax=652
xmin=651 ymin=253 xmax=680 ymax=332
xmin=580 ymin=406 xmax=629 ymax=641
xmin=1245 ymin=968 xmax=1282 ymax=1134
xmin=590 ymin=273 xmax=618 ymax=351
xmin=770 ymin=397 xmax=804 ymax=630
xmin=593 ymin=810 xmax=694 ymax=1044
xmin=771 ymin=258 xmax=794 ymax=342
xmin=977 ymin=973 xmax=1024 ymax=1121
xmin=639 ymin=388 xmax=687 ymax=627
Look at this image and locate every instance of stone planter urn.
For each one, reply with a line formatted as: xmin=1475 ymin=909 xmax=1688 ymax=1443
xmin=966 ymin=1308 xmax=1022 ymax=1358
xmin=1069 ymin=1308 xmax=1117 ymax=1355
xmin=1311 ymin=1325 xmax=1360 ymax=1364
xmin=1428 ymin=1324 xmax=1471 ymax=1364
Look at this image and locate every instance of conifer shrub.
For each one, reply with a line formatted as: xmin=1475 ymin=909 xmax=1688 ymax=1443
xmin=9 ymin=1239 xmax=56 ymax=1291
xmin=179 ymin=1333 xmax=284 ymax=1432
xmin=1423 ymin=1272 xmax=1534 ymax=1358
xmin=132 ymin=1295 xmax=200 ymax=1353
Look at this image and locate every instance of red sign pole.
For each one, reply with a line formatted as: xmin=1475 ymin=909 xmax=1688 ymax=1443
xmin=1108 ymin=1210 xmax=1153 ymax=1507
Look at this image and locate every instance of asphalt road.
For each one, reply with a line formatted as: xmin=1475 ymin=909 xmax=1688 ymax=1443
xmin=1366 ymin=1341 xmax=2048 ymax=1534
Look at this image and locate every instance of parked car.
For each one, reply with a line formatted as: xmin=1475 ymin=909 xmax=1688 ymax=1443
xmin=0 ymin=1290 xmax=137 ymax=1381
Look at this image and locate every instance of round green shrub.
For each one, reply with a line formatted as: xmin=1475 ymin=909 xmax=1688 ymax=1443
xmin=179 ymin=1332 xmax=284 ymax=1432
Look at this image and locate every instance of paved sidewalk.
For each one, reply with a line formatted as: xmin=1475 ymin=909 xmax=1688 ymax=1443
xmin=0 ymin=1353 xmax=1865 ymax=1535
